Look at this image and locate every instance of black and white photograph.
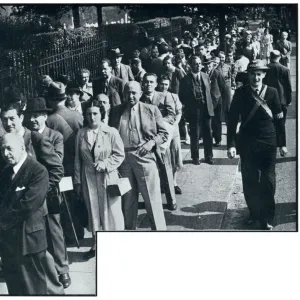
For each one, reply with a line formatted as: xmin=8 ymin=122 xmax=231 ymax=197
xmin=0 ymin=1 xmax=297 ymax=296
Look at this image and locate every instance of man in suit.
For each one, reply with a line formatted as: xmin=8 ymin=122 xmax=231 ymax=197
xmin=109 ymin=81 xmax=168 ymax=230
xmin=264 ymin=50 xmax=292 ymax=124
xmin=275 ymin=31 xmax=292 ymax=69
xmin=131 ymin=58 xmax=146 ymax=84
xmin=0 ymin=133 xmax=64 ymax=295
xmin=45 ymin=81 xmax=84 ymax=243
xmin=227 ymin=60 xmax=287 ymax=230
xmin=203 ymin=54 xmax=226 ymax=147
xmin=110 ymin=48 xmax=134 ymax=83
xmin=24 ymin=97 xmax=71 ymax=289
xmin=93 ymin=59 xmax=125 ymax=107
xmin=179 ymin=56 xmax=215 ymax=165
xmin=140 ymin=73 xmax=177 ymax=210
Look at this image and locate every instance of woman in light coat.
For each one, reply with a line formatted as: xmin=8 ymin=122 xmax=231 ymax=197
xmin=74 ymin=99 xmax=125 ymax=259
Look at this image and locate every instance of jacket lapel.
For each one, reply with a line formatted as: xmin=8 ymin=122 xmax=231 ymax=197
xmin=120 ymin=64 xmax=126 ymax=80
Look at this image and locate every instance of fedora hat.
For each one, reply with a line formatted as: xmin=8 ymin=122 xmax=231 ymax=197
xmin=202 ymin=54 xmax=214 ymax=64
xmin=66 ymin=82 xmax=84 ymax=97
xmin=270 ymin=50 xmax=281 ymax=58
xmin=47 ymin=81 xmax=67 ymax=101
xmin=26 ymin=97 xmax=52 ymax=113
xmin=110 ymin=48 xmax=124 ymax=57
xmin=247 ymin=59 xmax=269 ymax=71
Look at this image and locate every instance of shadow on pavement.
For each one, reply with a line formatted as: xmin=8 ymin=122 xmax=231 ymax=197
xmin=138 ymin=201 xmax=228 ymax=230
xmin=181 ymin=201 xmax=227 ymax=214
xmin=67 ymin=251 xmax=92 ymax=264
xmin=222 ymin=202 xmax=297 ymax=230
xmin=183 ymin=158 xmax=239 ymax=165
xmin=273 ymin=202 xmax=297 ymax=227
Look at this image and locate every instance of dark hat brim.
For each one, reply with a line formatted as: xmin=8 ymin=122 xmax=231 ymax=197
xmin=247 ymin=66 xmax=269 ymax=71
xmin=47 ymin=94 xmax=67 ymax=101
xmin=25 ymin=108 xmax=52 ymax=113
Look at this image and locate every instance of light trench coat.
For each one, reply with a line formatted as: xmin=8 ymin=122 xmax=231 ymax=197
xmin=74 ymin=123 xmax=125 ymax=231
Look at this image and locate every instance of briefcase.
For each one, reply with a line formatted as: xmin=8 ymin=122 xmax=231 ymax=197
xmin=107 ymin=177 xmax=131 ymax=197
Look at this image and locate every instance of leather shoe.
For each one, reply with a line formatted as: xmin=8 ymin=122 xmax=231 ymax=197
xmin=192 ymin=159 xmax=201 ymax=165
xmin=168 ymin=203 xmax=177 ymax=211
xmin=59 ymin=273 xmax=71 ymax=289
xmin=174 ymin=186 xmax=182 ymax=194
xmin=205 ymin=157 xmax=214 ymax=165
xmin=215 ymin=142 xmax=221 ymax=147
xmin=83 ymin=249 xmax=96 ymax=261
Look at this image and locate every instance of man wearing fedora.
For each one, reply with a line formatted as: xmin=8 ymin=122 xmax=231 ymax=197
xmin=93 ymin=58 xmax=124 ymax=107
xmin=25 ymin=97 xmax=71 ymax=288
xmin=110 ymin=48 xmax=134 ymax=83
xmin=46 ymin=81 xmax=83 ymax=176
xmin=227 ymin=59 xmax=287 ymax=230
xmin=203 ymin=53 xmax=226 ymax=148
xmin=179 ymin=56 xmax=215 ymax=165
xmin=264 ymin=50 xmax=292 ymax=125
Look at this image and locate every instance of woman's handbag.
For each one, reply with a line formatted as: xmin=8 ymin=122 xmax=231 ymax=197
xmin=107 ymin=173 xmax=132 ymax=197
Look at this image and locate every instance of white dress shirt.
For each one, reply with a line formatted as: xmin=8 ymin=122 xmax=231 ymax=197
xmin=13 ymin=153 xmax=28 ymax=179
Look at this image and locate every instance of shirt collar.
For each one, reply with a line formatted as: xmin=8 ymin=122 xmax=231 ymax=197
xmin=19 ymin=126 xmax=25 ymax=137
xmin=13 ymin=153 xmax=28 ymax=176
xmin=191 ymin=71 xmax=200 ymax=78
xmin=38 ymin=123 xmax=46 ymax=134
xmin=131 ymin=102 xmax=139 ymax=111
xmin=250 ymin=84 xmax=263 ymax=94
xmin=88 ymin=126 xmax=100 ymax=134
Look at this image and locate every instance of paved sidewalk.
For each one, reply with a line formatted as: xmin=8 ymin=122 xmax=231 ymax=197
xmin=137 ymin=125 xmax=240 ymax=230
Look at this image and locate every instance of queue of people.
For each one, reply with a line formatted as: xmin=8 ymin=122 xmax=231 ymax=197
xmin=0 ymin=17 xmax=293 ymax=295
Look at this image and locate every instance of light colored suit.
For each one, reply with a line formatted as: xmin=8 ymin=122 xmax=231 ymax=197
xmin=112 ymin=63 xmax=134 ymax=82
xmin=109 ymin=102 xmax=168 ymax=230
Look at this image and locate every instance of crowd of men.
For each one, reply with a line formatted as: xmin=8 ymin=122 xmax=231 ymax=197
xmin=0 ymin=16 xmax=293 ymax=295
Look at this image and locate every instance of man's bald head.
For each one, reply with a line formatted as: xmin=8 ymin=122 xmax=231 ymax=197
xmin=0 ymin=133 xmax=26 ymax=166
xmin=124 ymin=81 xmax=142 ymax=107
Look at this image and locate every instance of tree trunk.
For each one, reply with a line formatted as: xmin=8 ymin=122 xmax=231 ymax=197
xmin=218 ymin=11 xmax=226 ymax=51
xmin=72 ymin=5 xmax=80 ymax=28
xmin=96 ymin=5 xmax=103 ymax=26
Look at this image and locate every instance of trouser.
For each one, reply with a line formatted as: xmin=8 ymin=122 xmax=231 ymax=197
xmin=179 ymin=116 xmax=188 ymax=139
xmin=212 ymin=99 xmax=222 ymax=143
xmin=157 ymin=148 xmax=177 ymax=206
xmin=222 ymin=83 xmax=232 ymax=125
xmin=282 ymin=104 xmax=288 ymax=124
xmin=46 ymin=214 xmax=69 ymax=275
xmin=240 ymin=143 xmax=277 ymax=225
xmin=2 ymin=250 xmax=64 ymax=295
xmin=119 ymin=151 xmax=166 ymax=230
xmin=188 ymin=108 xmax=213 ymax=160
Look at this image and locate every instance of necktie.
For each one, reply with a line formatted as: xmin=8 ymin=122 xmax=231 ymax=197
xmin=104 ymin=80 xmax=108 ymax=94
xmin=144 ymin=95 xmax=151 ymax=104
xmin=114 ymin=67 xmax=120 ymax=78
xmin=129 ymin=109 xmax=139 ymax=146
xmin=256 ymin=89 xmax=259 ymax=95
